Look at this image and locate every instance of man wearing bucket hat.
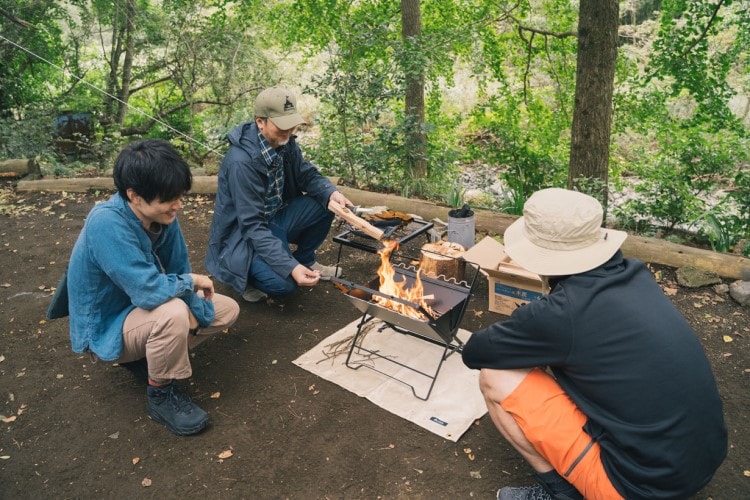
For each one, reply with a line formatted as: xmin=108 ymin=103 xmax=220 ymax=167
xmin=206 ymin=87 xmax=352 ymax=303
xmin=462 ymin=188 xmax=727 ymax=499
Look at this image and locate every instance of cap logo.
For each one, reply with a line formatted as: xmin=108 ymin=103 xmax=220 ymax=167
xmin=284 ymin=97 xmax=295 ymax=112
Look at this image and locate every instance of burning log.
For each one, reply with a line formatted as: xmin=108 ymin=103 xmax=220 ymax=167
xmin=420 ymin=241 xmax=466 ymax=282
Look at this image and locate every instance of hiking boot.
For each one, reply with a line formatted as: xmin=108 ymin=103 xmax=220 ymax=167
xmin=242 ymin=284 xmax=268 ymax=303
xmin=310 ymin=262 xmax=342 ymax=281
xmin=497 ymin=484 xmax=553 ymax=500
xmin=119 ymin=357 xmax=149 ymax=384
xmin=147 ymin=382 xmax=209 ymax=436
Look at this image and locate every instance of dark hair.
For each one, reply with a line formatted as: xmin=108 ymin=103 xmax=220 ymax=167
xmin=113 ymin=139 xmax=192 ymax=203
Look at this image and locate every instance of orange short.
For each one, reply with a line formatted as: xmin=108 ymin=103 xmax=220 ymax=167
xmin=501 ymin=368 xmax=623 ymax=499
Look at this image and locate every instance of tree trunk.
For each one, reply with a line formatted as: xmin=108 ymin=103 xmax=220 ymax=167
xmin=0 ymin=158 xmax=41 ymax=179
xmin=568 ymin=0 xmax=619 ymax=214
xmin=116 ymin=0 xmax=136 ymax=126
xmin=401 ymin=0 xmax=427 ymax=179
xmin=103 ymin=0 xmax=124 ymax=124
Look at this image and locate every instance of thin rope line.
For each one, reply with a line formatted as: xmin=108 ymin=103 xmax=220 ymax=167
xmin=0 ymin=33 xmax=224 ymax=157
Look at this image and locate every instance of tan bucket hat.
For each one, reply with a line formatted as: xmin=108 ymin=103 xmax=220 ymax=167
xmin=254 ymin=87 xmax=306 ymax=130
xmin=503 ymin=188 xmax=628 ymax=276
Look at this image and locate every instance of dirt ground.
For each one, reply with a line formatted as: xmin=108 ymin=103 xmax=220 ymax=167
xmin=1 ymin=189 xmax=748 ymax=499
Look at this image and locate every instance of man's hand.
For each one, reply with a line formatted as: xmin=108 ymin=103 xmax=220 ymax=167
xmin=189 ymin=273 xmax=215 ymax=301
xmin=328 ymin=191 xmax=352 ymax=209
xmin=291 ymin=264 xmax=321 ymax=287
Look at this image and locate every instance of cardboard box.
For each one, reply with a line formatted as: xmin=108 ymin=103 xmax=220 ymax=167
xmin=462 ymin=236 xmax=546 ymax=316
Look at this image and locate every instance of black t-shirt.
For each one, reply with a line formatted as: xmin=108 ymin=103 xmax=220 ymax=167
xmin=462 ymin=251 xmax=727 ymax=499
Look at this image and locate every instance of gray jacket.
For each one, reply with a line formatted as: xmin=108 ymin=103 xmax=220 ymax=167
xmin=205 ymin=121 xmax=336 ymax=292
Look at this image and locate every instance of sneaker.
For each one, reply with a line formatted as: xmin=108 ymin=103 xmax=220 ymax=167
xmin=497 ymin=484 xmax=553 ymax=500
xmin=119 ymin=358 xmax=149 ymax=384
xmin=242 ymin=284 xmax=268 ymax=303
xmin=310 ymin=262 xmax=342 ymax=281
xmin=146 ymin=382 xmax=209 ymax=436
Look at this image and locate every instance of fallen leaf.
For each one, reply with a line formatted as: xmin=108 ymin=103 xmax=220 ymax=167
xmin=141 ymin=477 xmax=152 ymax=487
xmin=0 ymin=283 xmax=10 ymax=288
xmin=218 ymin=449 xmax=233 ymax=459
xmin=56 ymin=374 xmax=64 ymax=379
xmin=470 ymin=471 xmax=482 ymax=479
xmin=210 ymin=392 xmax=221 ymax=399
xmin=473 ymin=310 xmax=483 ymax=317
xmin=0 ymin=456 xmax=9 ymax=460
xmin=662 ymin=287 xmax=677 ymax=296
xmin=0 ymin=355 xmax=5 ymax=363
xmin=463 ymin=448 xmax=472 ymax=454
xmin=109 ymin=432 xmax=119 ymax=439
xmin=744 ymin=470 xmax=750 ymax=477
xmin=2 ymin=416 xmax=17 ymax=423
xmin=722 ymin=335 xmax=734 ymax=343
xmin=468 ymin=453 xmax=475 ymax=461
xmin=132 ymin=457 xmax=140 ymax=465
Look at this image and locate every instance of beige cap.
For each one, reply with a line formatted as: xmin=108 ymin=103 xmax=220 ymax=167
xmin=503 ymin=188 xmax=628 ymax=276
xmin=254 ymin=87 xmax=306 ymax=130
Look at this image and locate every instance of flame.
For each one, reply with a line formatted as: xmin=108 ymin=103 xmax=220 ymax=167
xmin=374 ymin=240 xmax=435 ymax=320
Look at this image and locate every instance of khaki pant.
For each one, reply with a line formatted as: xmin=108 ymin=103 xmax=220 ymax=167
xmin=116 ymin=293 xmax=239 ymax=383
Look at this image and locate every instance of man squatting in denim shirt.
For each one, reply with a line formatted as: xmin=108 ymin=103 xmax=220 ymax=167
xmin=61 ymin=139 xmax=240 ymax=435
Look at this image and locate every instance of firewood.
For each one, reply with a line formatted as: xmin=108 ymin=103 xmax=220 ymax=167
xmin=420 ymin=241 xmax=466 ymax=281
xmin=328 ymin=201 xmax=385 ymax=240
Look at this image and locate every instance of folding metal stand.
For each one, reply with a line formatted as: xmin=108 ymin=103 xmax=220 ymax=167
xmin=334 ymin=262 xmax=479 ymax=401
xmin=344 ymin=314 xmax=464 ymax=401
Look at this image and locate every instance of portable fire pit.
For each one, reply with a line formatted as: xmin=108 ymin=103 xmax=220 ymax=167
xmin=332 ymin=257 xmax=479 ymax=400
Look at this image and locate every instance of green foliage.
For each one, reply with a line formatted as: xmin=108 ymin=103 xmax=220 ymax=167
xmin=646 ymin=0 xmax=746 ymax=132
xmin=1 ymin=0 xmax=748 ymax=253
xmin=620 ymin=159 xmax=705 ymax=231
xmin=465 ymin=88 xmax=569 ymax=214
xmin=612 ymin=127 xmax=747 ymax=244
xmin=694 ymin=166 xmax=750 ymax=256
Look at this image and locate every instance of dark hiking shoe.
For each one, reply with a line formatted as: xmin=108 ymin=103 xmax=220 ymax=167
xmin=118 ymin=358 xmax=149 ymax=384
xmin=147 ymin=382 xmax=209 ymax=436
xmin=497 ymin=484 xmax=553 ymax=500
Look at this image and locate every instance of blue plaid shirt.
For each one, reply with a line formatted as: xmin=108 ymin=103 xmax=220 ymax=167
xmin=258 ymin=132 xmax=285 ymax=219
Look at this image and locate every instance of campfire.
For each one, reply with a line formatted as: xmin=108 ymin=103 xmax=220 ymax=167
xmin=330 ymin=235 xmax=479 ymax=400
xmin=374 ymin=240 xmax=435 ymax=320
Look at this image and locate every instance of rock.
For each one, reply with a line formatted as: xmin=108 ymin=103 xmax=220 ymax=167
xmin=676 ymin=266 xmax=722 ymax=288
xmin=713 ymin=283 xmax=729 ymax=294
xmin=729 ymin=280 xmax=750 ymax=307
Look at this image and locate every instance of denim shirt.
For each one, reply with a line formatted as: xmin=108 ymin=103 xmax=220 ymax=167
xmin=66 ymin=193 xmax=214 ymax=361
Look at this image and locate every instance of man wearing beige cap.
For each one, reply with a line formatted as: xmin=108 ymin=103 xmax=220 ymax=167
xmin=462 ymin=188 xmax=726 ymax=499
xmin=206 ymin=87 xmax=351 ymax=302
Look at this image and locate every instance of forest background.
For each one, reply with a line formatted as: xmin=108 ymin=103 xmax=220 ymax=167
xmin=0 ymin=0 xmax=748 ymax=254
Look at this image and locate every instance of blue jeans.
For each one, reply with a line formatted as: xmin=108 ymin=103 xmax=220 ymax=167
xmin=249 ymin=195 xmax=334 ymax=296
